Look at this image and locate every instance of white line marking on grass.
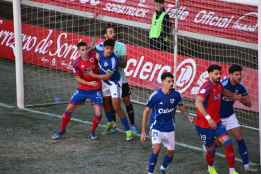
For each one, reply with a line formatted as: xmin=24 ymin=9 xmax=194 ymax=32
xmin=19 ymin=107 xmax=259 ymax=166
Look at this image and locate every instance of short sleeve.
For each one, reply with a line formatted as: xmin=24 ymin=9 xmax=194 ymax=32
xmin=95 ymin=43 xmax=104 ymax=54
xmin=197 ymin=82 xmax=210 ymax=99
xmin=177 ymin=92 xmax=183 ymax=105
xmin=114 ymin=42 xmax=127 ymax=57
xmin=146 ymin=91 xmax=157 ymax=108
xmin=239 ymin=84 xmax=248 ymax=96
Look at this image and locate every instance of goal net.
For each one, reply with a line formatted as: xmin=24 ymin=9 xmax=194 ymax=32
xmin=0 ymin=0 xmax=260 ymax=165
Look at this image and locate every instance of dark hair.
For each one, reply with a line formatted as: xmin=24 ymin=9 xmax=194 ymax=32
xmin=207 ymin=64 xmax=222 ymax=73
xmin=103 ymin=39 xmax=115 ymax=47
xmin=229 ymin=64 xmax=242 ymax=74
xmin=103 ymin=23 xmax=115 ymax=35
xmin=77 ymin=41 xmax=87 ymax=49
xmin=155 ymin=0 xmax=164 ymax=3
xmin=161 ymin=72 xmax=174 ymax=81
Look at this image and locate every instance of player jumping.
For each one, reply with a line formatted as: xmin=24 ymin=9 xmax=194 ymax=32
xmin=96 ymin=24 xmax=138 ymax=134
xmin=220 ymin=64 xmax=253 ymax=171
xmin=194 ymin=64 xmax=242 ymax=174
xmin=51 ymin=41 xmax=103 ymax=140
xmin=141 ymin=72 xmax=187 ymax=174
xmin=88 ymin=39 xmax=134 ymax=141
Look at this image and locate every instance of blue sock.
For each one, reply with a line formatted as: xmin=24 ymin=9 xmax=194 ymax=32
xmin=105 ymin=112 xmax=114 ymax=122
xmin=237 ymin=139 xmax=249 ymax=164
xmin=148 ymin=153 xmax=158 ymax=173
xmin=161 ymin=155 xmax=173 ymax=170
xmin=120 ymin=117 xmax=130 ymax=131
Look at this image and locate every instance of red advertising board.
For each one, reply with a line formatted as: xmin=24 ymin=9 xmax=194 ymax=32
xmin=31 ymin=0 xmax=258 ymax=43
xmin=0 ymin=18 xmax=258 ymax=112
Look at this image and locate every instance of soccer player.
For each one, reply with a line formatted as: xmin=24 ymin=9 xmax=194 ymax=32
xmin=220 ymin=64 xmax=252 ymax=171
xmin=88 ymin=39 xmax=134 ymax=141
xmin=194 ymin=64 xmax=242 ymax=174
xmin=140 ymin=72 xmax=187 ymax=174
xmin=51 ymin=41 xmax=103 ymax=140
xmin=96 ymin=24 xmax=138 ymax=134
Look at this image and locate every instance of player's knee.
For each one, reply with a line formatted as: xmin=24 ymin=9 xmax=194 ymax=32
xmin=206 ymin=144 xmax=216 ymax=155
xmin=167 ymin=150 xmax=174 ymax=157
xmin=152 ymin=145 xmax=161 ymax=154
xmin=219 ymin=134 xmax=233 ymax=146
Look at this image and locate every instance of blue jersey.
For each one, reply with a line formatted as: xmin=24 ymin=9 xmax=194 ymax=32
xmin=220 ymin=78 xmax=248 ymax=118
xmin=146 ymin=89 xmax=182 ymax=132
xmin=98 ymin=51 xmax=121 ymax=86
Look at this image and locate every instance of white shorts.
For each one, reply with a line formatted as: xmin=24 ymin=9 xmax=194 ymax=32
xmin=150 ymin=129 xmax=175 ymax=150
xmin=102 ymin=81 xmax=122 ymax=98
xmin=221 ymin=113 xmax=240 ymax=131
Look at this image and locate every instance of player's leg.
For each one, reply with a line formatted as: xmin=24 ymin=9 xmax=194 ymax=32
xmin=222 ymin=114 xmax=250 ymax=170
xmin=51 ymin=90 xmax=83 ymax=140
xmin=103 ymin=96 xmax=117 ymax=133
xmin=89 ymin=90 xmax=103 ymax=140
xmin=215 ymin=123 xmax=238 ymax=174
xmin=160 ymin=131 xmax=175 ymax=174
xmin=195 ymin=126 xmax=218 ymax=174
xmin=110 ymin=84 xmax=133 ymax=141
xmin=102 ymin=83 xmax=117 ymax=133
xmin=148 ymin=129 xmax=161 ymax=174
xmin=122 ymin=83 xmax=138 ymax=134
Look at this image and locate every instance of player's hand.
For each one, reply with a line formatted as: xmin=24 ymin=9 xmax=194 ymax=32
xmin=140 ymin=131 xmax=146 ymax=143
xmin=187 ymin=114 xmax=195 ymax=123
xmin=205 ymin=114 xmax=217 ymax=128
xmin=86 ymin=81 xmax=97 ymax=86
xmin=207 ymin=118 xmax=217 ymax=129
xmin=232 ymin=94 xmax=242 ymax=101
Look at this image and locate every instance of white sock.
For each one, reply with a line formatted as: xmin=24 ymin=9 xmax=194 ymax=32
xmin=229 ymin=168 xmax=235 ymax=173
xmin=160 ymin=165 xmax=166 ymax=171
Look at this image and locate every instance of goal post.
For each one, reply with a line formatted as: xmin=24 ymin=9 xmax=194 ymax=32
xmin=13 ymin=0 xmax=24 ymax=109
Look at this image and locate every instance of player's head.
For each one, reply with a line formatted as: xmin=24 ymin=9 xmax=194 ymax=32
xmin=207 ymin=64 xmax=222 ymax=83
xmin=229 ymin=64 xmax=242 ymax=84
xmin=103 ymin=24 xmax=116 ymax=40
xmin=103 ymin=39 xmax=115 ymax=57
xmin=161 ymin=72 xmax=174 ymax=90
xmin=77 ymin=41 xmax=88 ymax=58
xmin=155 ymin=0 xmax=165 ymax=11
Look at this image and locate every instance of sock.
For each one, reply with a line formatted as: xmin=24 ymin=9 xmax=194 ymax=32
xmin=120 ymin=117 xmax=130 ymax=131
xmin=206 ymin=145 xmax=216 ymax=166
xmin=105 ymin=111 xmax=114 ymax=122
xmin=91 ymin=115 xmax=102 ymax=134
xmin=125 ymin=104 xmax=135 ymax=125
xmin=224 ymin=143 xmax=235 ymax=168
xmin=59 ymin=111 xmax=72 ymax=133
xmin=161 ymin=155 xmax=173 ymax=170
xmin=111 ymin=110 xmax=116 ymax=122
xmin=229 ymin=168 xmax=235 ymax=173
xmin=148 ymin=153 xmax=158 ymax=173
xmin=237 ymin=139 xmax=249 ymax=165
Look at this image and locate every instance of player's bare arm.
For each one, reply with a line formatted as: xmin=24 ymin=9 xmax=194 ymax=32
xmin=87 ymin=70 xmax=112 ymax=81
xmin=141 ymin=106 xmax=150 ymax=143
xmin=74 ymin=76 xmax=97 ymax=87
xmin=223 ymin=89 xmax=242 ymax=101
xmin=195 ymin=95 xmax=217 ymax=128
xmin=239 ymin=95 xmax=251 ymax=107
xmin=118 ymin=56 xmax=127 ymax=68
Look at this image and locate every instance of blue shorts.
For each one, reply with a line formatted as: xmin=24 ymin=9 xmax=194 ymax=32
xmin=70 ymin=89 xmax=103 ymax=105
xmin=195 ymin=123 xmax=227 ymax=146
